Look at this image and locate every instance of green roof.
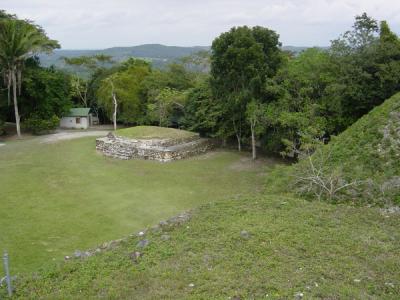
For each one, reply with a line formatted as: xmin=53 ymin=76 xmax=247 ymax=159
xmin=65 ymin=108 xmax=91 ymax=117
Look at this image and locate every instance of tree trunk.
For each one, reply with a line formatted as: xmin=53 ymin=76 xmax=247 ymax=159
xmin=236 ymin=134 xmax=241 ymax=152
xmin=17 ymin=69 xmax=22 ymax=96
xmin=7 ymin=70 xmax=11 ymax=106
xmin=110 ymin=81 xmax=117 ymax=131
xmin=12 ymin=69 xmax=21 ymax=137
xmin=233 ymin=119 xmax=242 ymax=152
xmin=251 ymin=123 xmax=256 ymax=160
xmin=112 ymin=93 xmax=117 ymax=131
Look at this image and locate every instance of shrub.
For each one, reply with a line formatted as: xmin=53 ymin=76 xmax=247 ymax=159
xmin=24 ymin=114 xmax=60 ymax=135
xmin=292 ymin=147 xmax=360 ymax=203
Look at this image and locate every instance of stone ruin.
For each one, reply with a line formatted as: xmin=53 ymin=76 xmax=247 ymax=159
xmin=96 ymin=132 xmax=214 ymax=162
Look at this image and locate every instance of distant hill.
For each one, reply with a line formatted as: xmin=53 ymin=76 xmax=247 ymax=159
xmin=38 ymin=44 xmax=310 ymax=72
xmin=38 ymin=44 xmax=210 ymax=71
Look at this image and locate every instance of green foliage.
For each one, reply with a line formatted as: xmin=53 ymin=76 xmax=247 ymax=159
xmin=0 ymin=12 xmax=60 ymax=136
xmin=182 ymin=80 xmax=221 ymax=136
xmin=0 ymin=18 xmax=60 ymax=61
xmin=23 ymin=114 xmax=59 ymax=135
xmin=97 ymin=59 xmax=151 ymax=124
xmin=211 ymin=26 xmax=282 ymax=146
xmin=326 ymin=14 xmax=400 ymax=132
xmin=263 ymin=15 xmax=400 ymax=155
xmin=64 ymin=54 xmax=112 ymax=66
xmin=180 ymin=50 xmax=211 ymax=73
xmin=331 ymin=12 xmax=378 ymax=52
xmin=20 ymin=59 xmax=72 ymax=119
xmin=294 ymin=92 xmax=400 ymax=205
xmin=146 ymin=87 xmax=186 ymax=127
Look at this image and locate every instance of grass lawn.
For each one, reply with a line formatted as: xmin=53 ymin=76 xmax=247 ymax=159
xmin=10 ymin=195 xmax=400 ymax=299
xmin=0 ymin=136 xmax=271 ymax=274
xmin=116 ymin=126 xmax=197 ymax=139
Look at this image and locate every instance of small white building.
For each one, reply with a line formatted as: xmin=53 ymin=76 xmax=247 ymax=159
xmin=60 ymin=108 xmax=92 ymax=129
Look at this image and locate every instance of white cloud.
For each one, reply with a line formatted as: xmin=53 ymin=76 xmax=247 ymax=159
xmin=2 ymin=0 xmax=400 ymax=49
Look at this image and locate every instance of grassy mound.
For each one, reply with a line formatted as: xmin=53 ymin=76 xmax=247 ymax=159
xmin=116 ymin=126 xmax=198 ymax=140
xmin=8 ymin=196 xmax=400 ymax=299
xmin=293 ymin=92 xmax=400 ymax=205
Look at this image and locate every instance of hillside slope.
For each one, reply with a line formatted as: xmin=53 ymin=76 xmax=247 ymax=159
xmin=7 ymin=196 xmax=399 ymax=299
xmin=290 ymin=92 xmax=400 ymax=205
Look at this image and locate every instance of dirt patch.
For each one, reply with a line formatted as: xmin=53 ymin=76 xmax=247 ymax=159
xmin=41 ymin=131 xmax=108 ymax=143
xmin=229 ymin=156 xmax=280 ymax=171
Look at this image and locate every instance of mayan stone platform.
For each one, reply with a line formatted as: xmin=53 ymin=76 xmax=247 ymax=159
xmin=96 ymin=132 xmax=213 ymax=162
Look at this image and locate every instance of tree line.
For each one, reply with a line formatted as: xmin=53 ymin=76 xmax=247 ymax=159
xmin=1 ymin=11 xmax=400 ymax=160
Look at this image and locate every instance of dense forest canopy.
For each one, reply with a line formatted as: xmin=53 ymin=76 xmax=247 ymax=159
xmin=1 ymin=11 xmax=400 ymax=158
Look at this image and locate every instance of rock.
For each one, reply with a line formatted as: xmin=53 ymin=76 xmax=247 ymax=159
xmin=138 ymin=231 xmax=145 ymax=237
xmin=159 ymin=220 xmax=168 ymax=227
xmin=188 ymin=283 xmax=195 ymax=288
xmin=137 ymin=239 xmax=150 ymax=248
xmin=74 ymin=250 xmax=92 ymax=259
xmin=240 ymin=230 xmax=250 ymax=239
xmin=161 ymin=234 xmax=170 ymax=241
xmin=129 ymin=251 xmax=142 ymax=263
xmin=385 ymin=282 xmax=395 ymax=288
xmin=294 ymin=292 xmax=304 ymax=300
xmin=151 ymin=225 xmax=162 ymax=233
xmin=107 ymin=132 xmax=115 ymax=139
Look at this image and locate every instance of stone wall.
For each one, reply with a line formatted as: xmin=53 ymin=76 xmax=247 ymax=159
xmin=96 ymin=133 xmax=214 ymax=162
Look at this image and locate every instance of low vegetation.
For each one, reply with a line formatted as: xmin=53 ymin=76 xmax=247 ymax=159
xmin=23 ymin=114 xmax=60 ymax=135
xmin=116 ymin=126 xmax=197 ymax=140
xmin=292 ymin=92 xmax=400 ymax=205
xmin=8 ymin=196 xmax=400 ymax=299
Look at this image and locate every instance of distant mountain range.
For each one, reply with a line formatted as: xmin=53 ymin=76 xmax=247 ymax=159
xmin=38 ymin=44 xmax=311 ymax=72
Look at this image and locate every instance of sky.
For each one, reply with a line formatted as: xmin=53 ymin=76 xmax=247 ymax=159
xmin=3 ymin=0 xmax=400 ymax=49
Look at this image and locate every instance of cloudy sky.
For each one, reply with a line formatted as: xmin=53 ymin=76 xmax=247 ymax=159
xmin=3 ymin=0 xmax=400 ymax=49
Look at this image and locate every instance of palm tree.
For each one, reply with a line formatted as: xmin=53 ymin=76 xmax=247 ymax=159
xmin=0 ymin=18 xmax=59 ymax=137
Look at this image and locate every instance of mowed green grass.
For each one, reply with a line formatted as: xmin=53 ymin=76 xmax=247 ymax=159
xmin=0 ymin=136 xmax=271 ymax=274
xmin=116 ymin=125 xmax=197 ymax=139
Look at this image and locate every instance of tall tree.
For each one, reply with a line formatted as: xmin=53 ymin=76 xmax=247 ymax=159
xmin=210 ymin=25 xmax=282 ymax=152
xmin=97 ymin=59 xmax=151 ymax=125
xmin=0 ymin=17 xmax=59 ymax=137
xmin=63 ymin=55 xmax=113 ymax=107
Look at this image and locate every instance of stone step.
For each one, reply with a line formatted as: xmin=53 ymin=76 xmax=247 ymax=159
xmin=96 ymin=136 xmax=214 ymax=162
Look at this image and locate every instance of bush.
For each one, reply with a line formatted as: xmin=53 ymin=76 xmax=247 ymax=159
xmin=23 ymin=114 xmax=60 ymax=135
xmin=292 ymin=148 xmax=360 ymax=203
